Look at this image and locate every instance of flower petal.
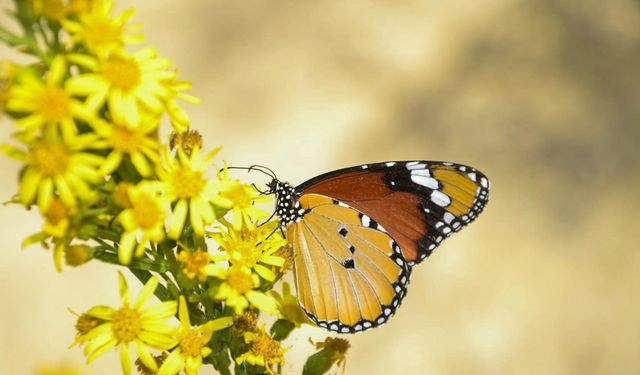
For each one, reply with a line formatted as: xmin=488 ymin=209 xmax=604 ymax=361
xmin=134 ymin=276 xmax=158 ymax=309
xmin=157 ymin=349 xmax=184 ymax=375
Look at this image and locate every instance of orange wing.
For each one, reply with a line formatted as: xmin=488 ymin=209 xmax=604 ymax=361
xmin=289 ymin=193 xmax=411 ymax=333
xmin=298 ymin=161 xmax=490 ymax=264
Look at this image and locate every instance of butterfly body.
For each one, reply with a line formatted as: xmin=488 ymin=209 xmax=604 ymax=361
xmin=270 ymin=161 xmax=490 ymax=333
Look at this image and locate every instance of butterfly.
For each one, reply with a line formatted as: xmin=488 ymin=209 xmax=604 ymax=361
xmin=254 ymin=161 xmax=490 ymax=333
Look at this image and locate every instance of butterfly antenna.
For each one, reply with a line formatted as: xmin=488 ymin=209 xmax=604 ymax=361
xmin=225 ymin=165 xmax=277 ymax=180
xmin=251 ymin=183 xmax=269 ymax=195
xmin=248 ymin=164 xmax=277 ymax=180
xmin=258 ymin=210 xmax=277 ymax=227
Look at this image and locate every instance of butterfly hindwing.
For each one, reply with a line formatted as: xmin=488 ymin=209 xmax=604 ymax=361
xmin=289 ymin=193 xmax=411 ymax=333
xmin=297 ymin=161 xmax=490 ymax=264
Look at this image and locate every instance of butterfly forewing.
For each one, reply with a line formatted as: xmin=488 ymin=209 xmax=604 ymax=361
xmin=298 ymin=160 xmax=490 ymax=264
xmin=288 ymin=194 xmax=411 ymax=333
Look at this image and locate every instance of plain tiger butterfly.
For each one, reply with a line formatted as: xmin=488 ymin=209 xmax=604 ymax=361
xmin=253 ymin=160 xmax=490 ymax=334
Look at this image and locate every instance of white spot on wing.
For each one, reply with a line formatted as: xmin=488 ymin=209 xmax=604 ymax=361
xmin=406 ymin=162 xmax=427 ymax=170
xmin=411 ymin=174 xmax=438 ymax=189
xmin=431 ymin=190 xmax=451 ymax=207
xmin=468 ymin=172 xmax=477 ymax=182
xmin=385 ymin=162 xmax=396 ymax=167
xmin=480 ymin=177 xmax=489 ymax=188
xmin=361 ymin=214 xmax=371 ymax=227
xmin=443 ymin=212 xmax=455 ymax=224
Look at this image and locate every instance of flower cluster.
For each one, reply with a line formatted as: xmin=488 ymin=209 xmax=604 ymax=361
xmin=1 ymin=1 xmax=349 ymax=374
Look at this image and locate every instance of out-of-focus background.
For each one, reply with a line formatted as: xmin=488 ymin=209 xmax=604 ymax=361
xmin=1 ymin=0 xmax=639 ymax=374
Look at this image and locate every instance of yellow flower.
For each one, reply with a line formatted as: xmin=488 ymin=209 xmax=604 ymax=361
xmin=218 ymin=168 xmax=271 ymax=230
xmin=2 ymin=130 xmax=103 ymax=211
xmin=0 ymin=60 xmax=20 ymax=117
xmin=164 ymin=79 xmax=200 ymax=132
xmin=176 ymin=250 xmax=212 ymax=282
xmin=169 ymin=129 xmax=202 ymax=156
xmin=204 ymin=265 xmax=278 ymax=315
xmin=310 ymin=337 xmax=350 ymax=373
xmin=271 ymin=282 xmax=311 ymax=327
xmin=33 ymin=0 xmax=67 ymax=22
xmin=67 ymin=48 xmax=176 ymax=127
xmin=158 ymin=296 xmax=233 ymax=375
xmin=65 ymin=0 xmax=99 ymax=14
xmin=73 ymin=272 xmax=177 ymax=375
xmin=212 ymin=222 xmax=285 ymax=281
xmin=65 ymin=244 xmax=92 ymax=267
xmin=236 ymin=325 xmax=286 ymax=375
xmin=7 ymin=56 xmax=94 ymax=142
xmin=232 ymin=310 xmax=259 ymax=336
xmin=62 ymin=0 xmax=143 ymax=55
xmin=91 ymin=116 xmax=160 ymax=177
xmin=116 ymin=182 xmax=168 ymax=264
xmin=42 ymin=197 xmax=74 ymax=238
xmin=157 ymin=147 xmax=233 ymax=239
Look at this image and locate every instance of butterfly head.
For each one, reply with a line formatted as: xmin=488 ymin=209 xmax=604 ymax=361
xmin=268 ymin=179 xmax=304 ymax=226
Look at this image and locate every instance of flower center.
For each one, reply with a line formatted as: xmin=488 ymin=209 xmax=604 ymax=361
xmin=227 ymin=268 xmax=255 ymax=294
xmin=38 ymin=85 xmax=71 ymax=123
xmin=170 ymin=166 xmax=206 ymax=199
xmin=103 ymin=56 xmax=141 ymax=92
xmin=114 ymin=182 xmax=133 ymax=208
xmin=44 ymin=199 xmax=69 ymax=224
xmin=110 ymin=126 xmax=141 ymax=154
xmin=132 ymin=194 xmax=163 ymax=230
xmin=84 ymin=18 xmax=121 ymax=48
xmin=228 ymin=240 xmax=261 ymax=268
xmin=111 ymin=306 xmax=142 ymax=342
xmin=30 ymin=142 xmax=70 ymax=177
xmin=252 ymin=335 xmax=282 ymax=361
xmin=75 ymin=313 xmax=104 ymax=335
xmin=181 ymin=251 xmax=210 ymax=280
xmin=179 ymin=329 xmax=207 ymax=358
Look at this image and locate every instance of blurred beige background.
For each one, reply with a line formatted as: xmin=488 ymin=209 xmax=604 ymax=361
xmin=2 ymin=0 xmax=639 ymax=374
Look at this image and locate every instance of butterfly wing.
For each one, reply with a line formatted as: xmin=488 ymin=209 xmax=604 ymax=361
xmin=289 ymin=193 xmax=411 ymax=333
xmin=297 ymin=161 xmax=490 ymax=264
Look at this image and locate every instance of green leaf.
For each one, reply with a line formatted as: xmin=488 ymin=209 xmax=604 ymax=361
xmin=270 ymin=318 xmax=296 ymax=341
xmin=302 ymin=349 xmax=334 ymax=375
xmin=208 ymin=346 xmax=232 ymax=375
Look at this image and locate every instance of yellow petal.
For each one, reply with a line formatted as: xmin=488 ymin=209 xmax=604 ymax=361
xmin=99 ymin=151 xmax=123 ymax=175
xmin=157 ymin=349 xmax=185 ymax=375
xmin=19 ymin=168 xmax=42 ymax=206
xmin=48 ymin=56 xmax=67 ymax=84
xmin=36 ymin=177 xmax=54 ymax=212
xmin=134 ymin=275 xmax=158 ymax=309
xmin=118 ymin=271 xmax=131 ymax=305
xmin=254 ymin=264 xmax=276 ymax=282
xmin=134 ymin=339 xmax=158 ymax=372
xmin=246 ymin=291 xmax=278 ymax=315
xmin=178 ymin=295 xmax=190 ymax=327
xmin=119 ymin=342 xmax=132 ymax=375
xmin=168 ymin=199 xmax=188 ymax=239
xmin=119 ymin=231 xmax=136 ymax=265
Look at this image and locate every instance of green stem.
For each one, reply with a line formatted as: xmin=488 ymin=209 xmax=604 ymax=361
xmin=92 ymin=245 xmax=169 ymax=273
